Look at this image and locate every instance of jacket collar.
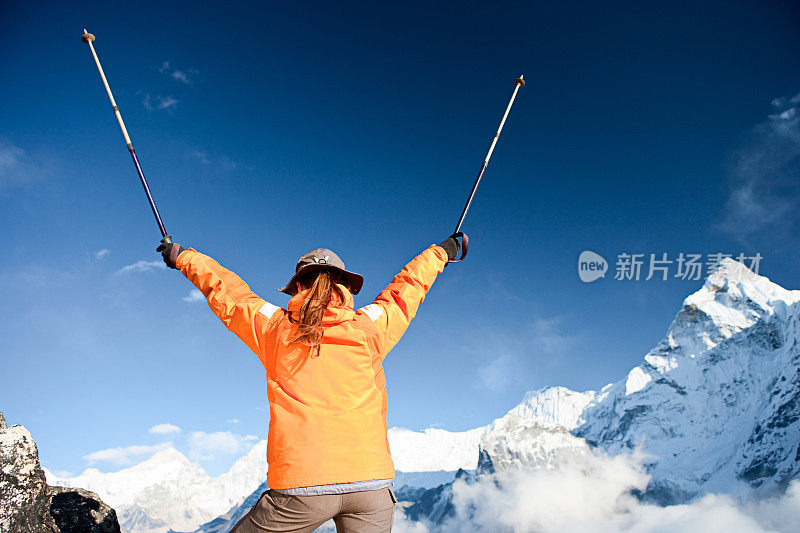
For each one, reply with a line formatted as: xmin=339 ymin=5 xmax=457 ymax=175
xmin=287 ymin=284 xmax=355 ymax=325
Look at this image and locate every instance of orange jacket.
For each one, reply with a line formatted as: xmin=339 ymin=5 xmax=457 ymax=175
xmin=176 ymin=245 xmax=449 ymax=489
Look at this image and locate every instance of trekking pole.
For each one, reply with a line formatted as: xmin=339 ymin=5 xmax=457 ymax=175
xmin=449 ymin=75 xmax=525 ymax=262
xmin=81 ymin=29 xmax=169 ymax=241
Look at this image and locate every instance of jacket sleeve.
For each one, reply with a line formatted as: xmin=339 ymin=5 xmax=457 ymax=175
xmin=176 ymin=249 xmax=280 ymax=357
xmin=361 ymin=245 xmax=449 ymax=358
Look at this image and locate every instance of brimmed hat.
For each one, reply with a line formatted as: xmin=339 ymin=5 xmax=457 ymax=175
xmin=279 ymin=248 xmax=364 ymax=296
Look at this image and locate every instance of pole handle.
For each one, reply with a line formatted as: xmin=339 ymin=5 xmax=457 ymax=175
xmin=447 ymin=232 xmax=469 ymax=263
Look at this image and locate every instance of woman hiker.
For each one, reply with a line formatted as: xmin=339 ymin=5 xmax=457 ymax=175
xmin=157 ymin=235 xmax=461 ymax=532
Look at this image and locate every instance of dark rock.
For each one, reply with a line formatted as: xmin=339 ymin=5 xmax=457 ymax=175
xmin=766 ymin=389 xmax=800 ymax=430
xmin=0 ymin=413 xmax=120 ymax=533
xmin=602 ymin=405 xmax=651 ymax=443
xmin=739 ymin=457 xmax=779 ymax=486
xmin=402 ymin=482 xmax=455 ymax=523
xmin=49 ymin=486 xmax=120 ymax=533
xmin=655 ymin=378 xmax=687 ymax=395
xmin=635 ymin=481 xmax=696 ymax=506
xmin=476 ymin=448 xmax=495 ymax=475
xmin=392 ymin=485 xmax=428 ymax=502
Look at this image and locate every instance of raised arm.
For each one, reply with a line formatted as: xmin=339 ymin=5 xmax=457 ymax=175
xmin=158 ymin=239 xmax=280 ymax=357
xmin=360 ymin=237 xmax=459 ymax=358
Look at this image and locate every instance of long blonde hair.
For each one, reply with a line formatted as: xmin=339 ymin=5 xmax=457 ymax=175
xmin=290 ymin=271 xmax=346 ymax=353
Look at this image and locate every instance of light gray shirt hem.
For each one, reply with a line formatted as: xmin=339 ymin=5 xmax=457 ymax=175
xmin=273 ymin=478 xmax=394 ymax=496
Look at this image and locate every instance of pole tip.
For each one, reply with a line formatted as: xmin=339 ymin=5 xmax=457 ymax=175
xmin=81 ymin=29 xmax=95 ymax=44
xmin=515 ymin=75 xmax=525 ymax=87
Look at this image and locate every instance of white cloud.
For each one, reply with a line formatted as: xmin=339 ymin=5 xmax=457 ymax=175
xmin=159 ymin=60 xmax=199 ymax=84
xmin=148 ymin=423 xmax=181 ymax=435
xmin=94 ymin=248 xmax=111 ymax=260
xmin=718 ymin=91 xmax=800 ymax=243
xmin=187 ymin=431 xmax=257 ymax=462
xmin=171 ymin=70 xmax=191 ymax=84
xmin=183 ymin=289 xmax=204 ymax=303
xmin=83 ymin=442 xmax=172 ymax=466
xmin=395 ymin=452 xmax=800 ymax=533
xmin=226 ymin=418 xmax=240 ymax=424
xmin=115 ymin=260 xmax=166 ymax=275
xmin=157 ymin=96 xmax=179 ymax=111
xmin=141 ymin=93 xmax=179 ymax=112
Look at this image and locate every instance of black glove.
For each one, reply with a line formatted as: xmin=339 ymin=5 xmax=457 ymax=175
xmin=156 ymin=236 xmax=186 ymax=269
xmin=438 ymin=235 xmax=461 ymax=262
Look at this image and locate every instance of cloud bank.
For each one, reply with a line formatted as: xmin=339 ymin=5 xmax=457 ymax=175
xmin=83 ymin=442 xmax=173 ymax=466
xmin=396 ymin=451 xmax=800 ymax=533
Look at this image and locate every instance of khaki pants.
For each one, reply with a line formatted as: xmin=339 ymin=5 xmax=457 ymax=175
xmin=230 ymin=487 xmax=397 ymax=533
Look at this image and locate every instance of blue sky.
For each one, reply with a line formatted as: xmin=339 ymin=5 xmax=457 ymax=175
xmin=1 ymin=1 xmax=799 ymax=477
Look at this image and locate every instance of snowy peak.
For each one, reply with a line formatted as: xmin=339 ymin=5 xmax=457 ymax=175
xmin=136 ymin=446 xmax=196 ymax=471
xmin=694 ymin=258 xmax=797 ymax=323
xmin=645 ymin=259 xmax=799 ymax=369
xmin=493 ymin=386 xmax=596 ymax=431
xmin=704 ymin=258 xmax=797 ymax=304
xmin=145 ymin=446 xmax=191 ymax=464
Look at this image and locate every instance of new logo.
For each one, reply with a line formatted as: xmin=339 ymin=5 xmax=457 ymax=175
xmin=578 ymin=251 xmax=607 ymax=283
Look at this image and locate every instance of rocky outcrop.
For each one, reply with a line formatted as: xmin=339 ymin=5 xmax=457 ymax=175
xmin=0 ymin=413 xmax=120 ymax=533
xmin=0 ymin=415 xmax=57 ymax=532
xmin=49 ymin=486 xmax=120 ymax=533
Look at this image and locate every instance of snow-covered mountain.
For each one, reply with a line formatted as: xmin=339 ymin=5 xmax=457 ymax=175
xmin=46 ymin=441 xmax=267 ymax=533
xmin=572 ymin=258 xmax=800 ymax=501
xmin=408 ymin=258 xmax=800 ymax=524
